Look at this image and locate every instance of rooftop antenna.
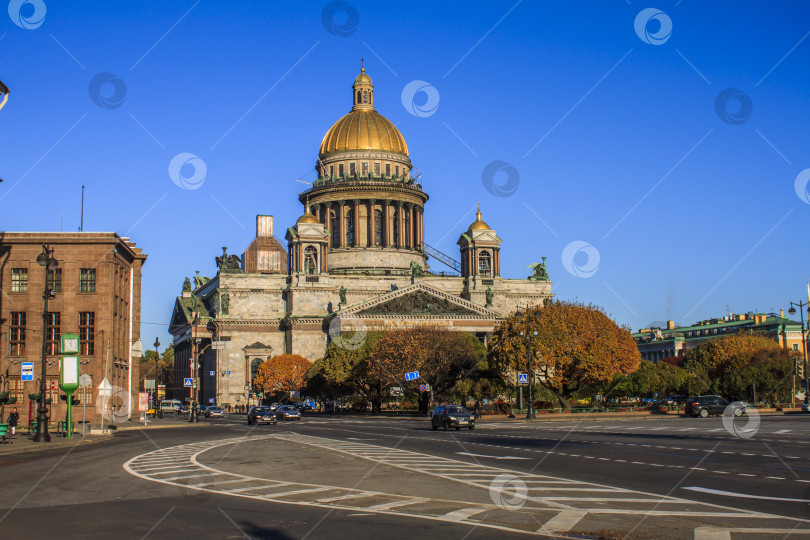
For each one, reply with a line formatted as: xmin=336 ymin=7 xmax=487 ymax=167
xmin=411 ymin=168 xmax=422 ymax=182
xmin=80 ymin=185 xmax=85 ymax=232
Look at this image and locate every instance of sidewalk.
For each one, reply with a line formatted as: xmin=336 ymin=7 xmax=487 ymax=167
xmin=0 ymin=429 xmax=114 ymax=456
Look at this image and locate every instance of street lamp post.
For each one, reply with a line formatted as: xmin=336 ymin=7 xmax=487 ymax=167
xmin=34 ymin=244 xmax=57 ymax=442
xmin=154 ymin=337 xmax=162 ymax=419
xmin=519 ymin=329 xmax=538 ymax=420
xmin=789 ymin=301 xmax=810 ymax=405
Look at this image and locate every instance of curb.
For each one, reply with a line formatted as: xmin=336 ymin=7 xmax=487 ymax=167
xmin=0 ymin=434 xmax=114 ymax=456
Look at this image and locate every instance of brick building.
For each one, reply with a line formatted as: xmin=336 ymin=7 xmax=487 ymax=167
xmin=0 ymin=232 xmax=147 ymax=427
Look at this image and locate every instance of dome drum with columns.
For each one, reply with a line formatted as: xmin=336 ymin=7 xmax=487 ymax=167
xmin=168 ymin=64 xmax=553 ymax=407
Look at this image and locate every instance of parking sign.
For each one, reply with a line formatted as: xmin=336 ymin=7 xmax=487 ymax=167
xmin=21 ymin=362 xmax=34 ymax=381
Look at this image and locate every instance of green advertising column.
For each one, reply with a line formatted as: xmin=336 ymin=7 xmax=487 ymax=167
xmin=60 ymin=334 xmax=80 ymax=439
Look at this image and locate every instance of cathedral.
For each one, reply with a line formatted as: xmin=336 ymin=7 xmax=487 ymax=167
xmin=169 ymin=66 xmax=553 ymax=407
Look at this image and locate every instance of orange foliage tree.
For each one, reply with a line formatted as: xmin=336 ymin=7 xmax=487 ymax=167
xmin=370 ymin=325 xmax=485 ymax=413
xmin=489 ymin=300 xmax=641 ymax=408
xmin=253 ymin=354 xmax=311 ymax=397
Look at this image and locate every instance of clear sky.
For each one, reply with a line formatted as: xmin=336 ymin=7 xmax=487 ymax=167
xmin=1 ymin=1 xmax=809 ymax=349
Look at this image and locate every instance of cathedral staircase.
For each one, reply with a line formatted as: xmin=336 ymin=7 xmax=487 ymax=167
xmin=422 ymin=242 xmax=461 ymax=274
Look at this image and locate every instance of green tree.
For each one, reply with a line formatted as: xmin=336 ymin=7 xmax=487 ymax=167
xmin=139 ymin=345 xmax=174 ymax=389
xmin=315 ymin=331 xmax=386 ymax=412
xmin=489 ymin=301 xmax=641 ymax=408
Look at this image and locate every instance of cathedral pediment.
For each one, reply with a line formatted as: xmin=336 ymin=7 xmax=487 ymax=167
xmin=338 ymin=282 xmax=497 ymax=318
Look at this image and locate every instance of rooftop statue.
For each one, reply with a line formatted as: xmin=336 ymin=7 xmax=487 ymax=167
xmin=216 ymin=246 xmax=244 ymax=274
xmin=527 ymin=257 xmax=550 ymax=281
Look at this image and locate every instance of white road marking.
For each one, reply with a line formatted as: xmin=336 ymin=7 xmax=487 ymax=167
xmin=539 ymin=510 xmax=586 ymax=532
xmin=456 ymin=452 xmax=530 ymax=460
xmin=684 ymin=486 xmax=810 ymax=502
xmin=442 ymin=507 xmax=488 ymax=521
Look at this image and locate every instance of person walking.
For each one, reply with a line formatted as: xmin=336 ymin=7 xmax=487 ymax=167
xmin=7 ymin=407 xmax=19 ymax=435
xmin=473 ymin=399 xmax=481 ymax=419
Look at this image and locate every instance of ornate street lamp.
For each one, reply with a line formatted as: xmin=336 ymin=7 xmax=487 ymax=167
xmin=34 ymin=244 xmax=57 ymax=442
xmin=788 ymin=301 xmax=810 ymax=405
xmin=154 ymin=337 xmax=162 ymax=418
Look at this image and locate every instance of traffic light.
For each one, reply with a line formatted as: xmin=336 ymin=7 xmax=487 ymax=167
xmin=796 ymin=359 xmax=804 ymax=379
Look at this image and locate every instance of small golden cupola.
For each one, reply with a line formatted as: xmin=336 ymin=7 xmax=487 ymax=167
xmin=468 ymin=204 xmax=491 ymax=231
xmin=296 ymin=201 xmax=320 ymax=224
xmin=352 ymin=58 xmax=374 ymax=110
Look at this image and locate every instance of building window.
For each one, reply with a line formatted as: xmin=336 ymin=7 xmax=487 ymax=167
xmin=375 ymin=209 xmax=383 ymax=246
xmin=11 ymin=268 xmax=27 ymax=292
xmin=80 ymin=268 xmax=96 ymax=292
xmin=395 ymin=165 xmax=400 ymax=176
xmin=356 ymin=90 xmax=361 ymax=104
xmin=361 ymin=162 xmax=368 ymax=176
xmin=304 ymin=246 xmax=317 ymax=275
xmin=330 ymin=210 xmax=339 ymax=247
xmin=46 ymin=312 xmax=60 ymax=355
xmin=392 ymin=209 xmax=400 ymax=246
xmin=10 ymin=312 xmax=25 ymax=355
xmin=385 ymin=164 xmax=391 ymax=176
xmin=478 ymin=251 xmax=492 ymax=276
xmin=373 ymin=163 xmax=380 ymax=176
xmin=349 ymin=163 xmax=356 ymax=175
xmin=80 ymin=312 xmax=95 ymax=355
xmin=338 ymin=164 xmax=344 ymax=177
xmin=795 ymin=344 xmax=800 ymax=351
xmin=47 ymin=268 xmax=62 ymax=293
xmin=250 ymin=358 xmax=263 ymax=390
xmin=345 ymin=208 xmax=355 ymax=246
xmin=362 ymin=90 xmax=369 ymax=103
xmin=329 ymin=165 xmax=334 ymax=177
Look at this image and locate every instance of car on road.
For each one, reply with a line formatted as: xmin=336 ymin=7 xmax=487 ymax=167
xmin=276 ymin=405 xmax=302 ymax=421
xmin=178 ymin=404 xmax=190 ymax=415
xmin=160 ymin=399 xmax=182 ymax=414
xmin=247 ymin=406 xmax=278 ymax=425
xmin=431 ymin=405 xmax=475 ymax=431
xmin=204 ymin=406 xmax=224 ymax=418
xmin=685 ymin=395 xmax=744 ymax=418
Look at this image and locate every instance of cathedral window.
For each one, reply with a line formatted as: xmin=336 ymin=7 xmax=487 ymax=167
xmin=339 ymin=164 xmax=344 ymax=177
xmin=250 ymin=358 xmax=262 ymax=391
xmin=374 ymin=163 xmax=380 ymax=176
xmin=356 ymin=90 xmax=362 ymax=104
xmin=330 ymin=210 xmax=339 ymax=247
xmin=395 ymin=165 xmax=400 ymax=177
xmin=385 ymin=164 xmax=390 ymax=176
xmin=345 ymin=208 xmax=355 ymax=246
xmin=362 ymin=162 xmax=368 ymax=176
xmin=329 ymin=165 xmax=333 ymax=177
xmin=304 ymin=246 xmax=317 ymax=274
xmin=375 ymin=209 xmax=383 ymax=246
xmin=478 ymin=251 xmax=492 ymax=276
xmin=350 ymin=163 xmax=356 ymax=175
xmin=362 ymin=90 xmax=369 ymax=103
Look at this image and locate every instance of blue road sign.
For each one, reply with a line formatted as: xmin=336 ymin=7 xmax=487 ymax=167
xmin=21 ymin=362 xmax=34 ymax=381
xmin=517 ymin=373 xmax=528 ymax=385
xmin=405 ymin=371 xmax=419 ymax=381
xmin=184 ymin=378 xmax=193 ymax=387
xmin=209 ymin=371 xmax=215 ymax=376
xmin=226 ymin=370 xmax=231 ymax=375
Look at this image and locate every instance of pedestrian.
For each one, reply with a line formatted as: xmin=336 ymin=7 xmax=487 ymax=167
xmin=7 ymin=407 xmax=19 ymax=435
xmin=473 ymin=399 xmax=481 ymax=419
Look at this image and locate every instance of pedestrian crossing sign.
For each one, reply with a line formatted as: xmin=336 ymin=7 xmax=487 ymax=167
xmin=184 ymin=378 xmax=193 ymax=387
xmin=517 ymin=373 xmax=528 ymax=385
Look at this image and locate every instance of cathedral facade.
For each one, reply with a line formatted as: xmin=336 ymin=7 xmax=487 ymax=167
xmin=169 ymin=67 xmax=552 ymax=407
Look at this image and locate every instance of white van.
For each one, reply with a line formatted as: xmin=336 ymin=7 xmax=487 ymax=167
xmin=160 ymin=399 xmax=182 ymax=413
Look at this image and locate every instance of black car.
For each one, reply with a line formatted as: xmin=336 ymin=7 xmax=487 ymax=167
xmin=685 ymin=395 xmax=744 ymax=418
xmin=247 ymin=406 xmax=278 ymax=425
xmin=431 ymin=405 xmax=475 ymax=431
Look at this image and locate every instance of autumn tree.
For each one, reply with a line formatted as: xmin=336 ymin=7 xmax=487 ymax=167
xmin=489 ymin=300 xmax=641 ymax=409
xmin=370 ymin=326 xmax=486 ymax=413
xmin=683 ymin=333 xmax=797 ymax=400
xmin=140 ymin=345 xmax=175 ymax=389
xmin=253 ymin=354 xmax=311 ymax=398
xmin=313 ymin=331 xmax=387 ymax=412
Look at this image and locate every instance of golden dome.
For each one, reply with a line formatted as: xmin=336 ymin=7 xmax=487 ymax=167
xmin=296 ymin=204 xmax=320 ymax=224
xmin=468 ymin=204 xmax=491 ymax=231
xmin=319 ymin=110 xmax=408 ymax=156
xmin=319 ymin=64 xmax=409 ymax=157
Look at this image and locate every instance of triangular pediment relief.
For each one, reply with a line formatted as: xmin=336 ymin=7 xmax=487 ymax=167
xmin=243 ymin=341 xmax=273 ymax=351
xmin=338 ymin=282 xmax=497 ymax=318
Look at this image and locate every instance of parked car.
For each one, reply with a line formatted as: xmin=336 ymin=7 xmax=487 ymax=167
xmin=802 ymin=403 xmax=810 ymax=414
xmin=247 ymin=406 xmax=277 ymax=425
xmin=178 ymin=404 xmax=190 ymax=415
xmin=685 ymin=395 xmax=744 ymax=418
xmin=276 ymin=405 xmax=302 ymax=421
xmin=204 ymin=406 xmax=224 ymax=418
xmin=431 ymin=405 xmax=475 ymax=431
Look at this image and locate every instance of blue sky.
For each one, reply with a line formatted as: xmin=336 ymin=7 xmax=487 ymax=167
xmin=1 ymin=1 xmax=809 ymax=349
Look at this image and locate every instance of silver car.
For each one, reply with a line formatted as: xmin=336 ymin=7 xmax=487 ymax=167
xmin=276 ymin=405 xmax=302 ymax=421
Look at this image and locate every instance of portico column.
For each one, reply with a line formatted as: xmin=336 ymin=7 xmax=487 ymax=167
xmin=384 ymin=199 xmax=391 ymax=247
xmin=353 ymin=199 xmax=361 ymax=247
xmin=338 ymin=201 xmax=345 ymax=247
xmin=397 ymin=201 xmax=404 ymax=248
xmin=324 ymin=202 xmax=332 ymax=246
xmin=369 ymin=199 xmax=377 ymax=247
xmin=403 ymin=203 xmax=412 ymax=249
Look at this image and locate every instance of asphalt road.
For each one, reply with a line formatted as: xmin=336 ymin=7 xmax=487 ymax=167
xmin=2 ymin=413 xmax=810 ymax=539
